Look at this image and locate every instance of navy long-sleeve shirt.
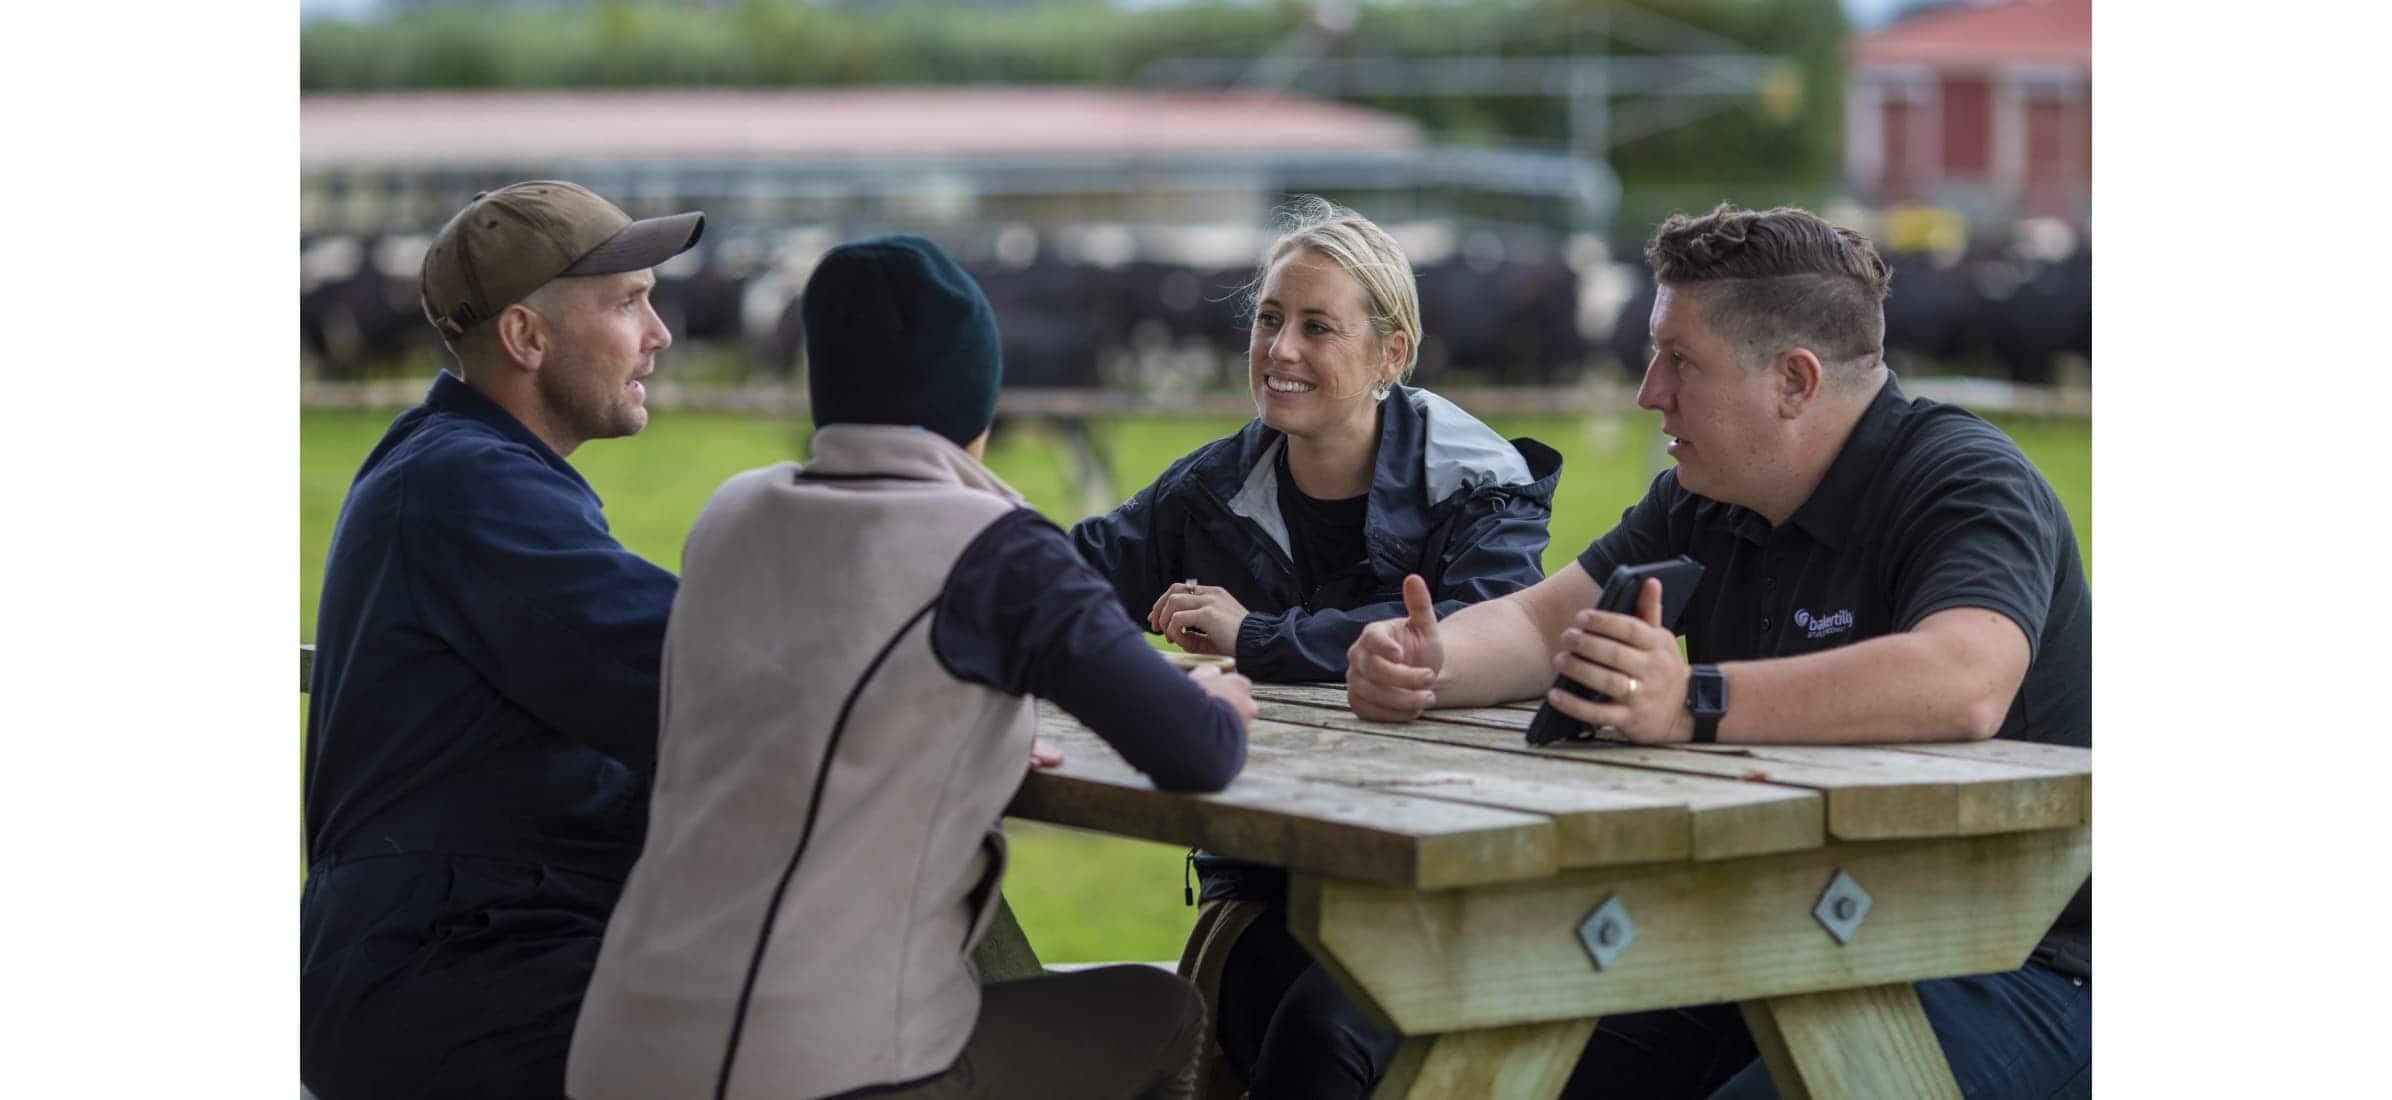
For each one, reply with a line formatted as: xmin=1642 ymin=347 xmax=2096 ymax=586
xmin=934 ymin=508 xmax=1246 ymax=792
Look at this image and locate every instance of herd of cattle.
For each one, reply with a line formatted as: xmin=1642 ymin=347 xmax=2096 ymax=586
xmin=301 ymin=223 xmax=2091 ymax=390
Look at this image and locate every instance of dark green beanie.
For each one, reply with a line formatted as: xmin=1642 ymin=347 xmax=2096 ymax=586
xmin=801 ymin=234 xmax=1003 ymax=448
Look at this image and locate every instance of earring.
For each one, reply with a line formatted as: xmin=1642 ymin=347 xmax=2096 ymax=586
xmin=1372 ymin=381 xmax=1392 ymax=401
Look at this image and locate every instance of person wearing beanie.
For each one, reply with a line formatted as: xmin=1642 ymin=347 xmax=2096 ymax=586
xmin=303 ymin=181 xmax=703 ymax=1099
xmin=567 ymin=233 xmax=1257 ymax=1100
xmin=798 ymin=233 xmax=1005 ymax=448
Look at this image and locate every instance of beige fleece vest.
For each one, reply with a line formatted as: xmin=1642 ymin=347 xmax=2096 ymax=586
xmin=567 ymin=425 xmax=1037 ymax=1100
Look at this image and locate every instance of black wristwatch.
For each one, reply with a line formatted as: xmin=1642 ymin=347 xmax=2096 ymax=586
xmin=1686 ymin=664 xmax=1728 ymax=744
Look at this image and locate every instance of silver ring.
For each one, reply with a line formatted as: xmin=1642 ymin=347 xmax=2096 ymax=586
xmin=1183 ymin=578 xmax=1200 ymax=594
xmin=1622 ymin=677 xmax=1640 ymax=700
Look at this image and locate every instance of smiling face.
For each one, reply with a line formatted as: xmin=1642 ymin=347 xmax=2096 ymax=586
xmin=1247 ymin=248 xmax=1402 ymax=444
xmin=1636 ymin=283 xmax=1788 ymax=508
xmin=532 ymin=268 xmax=671 ymax=446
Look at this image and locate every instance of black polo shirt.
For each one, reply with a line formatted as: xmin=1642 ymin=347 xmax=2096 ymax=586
xmin=1578 ymin=373 xmax=2091 ymax=972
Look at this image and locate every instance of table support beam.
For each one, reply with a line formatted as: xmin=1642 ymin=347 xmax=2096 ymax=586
xmin=1293 ymin=826 xmax=2088 ymax=1034
xmin=1741 ymin=983 xmax=1961 ymax=1100
xmin=1375 ymin=1018 xmax=1600 ymax=1100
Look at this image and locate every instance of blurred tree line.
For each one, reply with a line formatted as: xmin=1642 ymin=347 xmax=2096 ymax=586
xmin=303 ymin=0 xmax=1849 ymax=243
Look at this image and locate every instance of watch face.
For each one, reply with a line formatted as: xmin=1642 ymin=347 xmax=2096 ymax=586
xmin=1690 ymin=668 xmax=1728 ymax=716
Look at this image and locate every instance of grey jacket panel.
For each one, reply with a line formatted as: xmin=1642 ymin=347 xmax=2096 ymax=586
xmin=1223 ymin=436 xmax=1292 ymax=561
xmin=568 ymin=425 xmax=1036 ymax=1100
xmin=1408 ymin=387 xmax=1535 ymax=502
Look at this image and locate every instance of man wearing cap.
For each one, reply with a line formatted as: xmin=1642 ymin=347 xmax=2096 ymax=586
xmin=564 ymin=234 xmax=1253 ymax=1100
xmin=302 ymin=181 xmax=705 ymax=1099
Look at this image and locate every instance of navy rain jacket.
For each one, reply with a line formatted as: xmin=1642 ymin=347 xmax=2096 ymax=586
xmin=1070 ymin=385 xmax=1562 ymax=683
xmin=301 ymin=372 xmax=677 ymax=1098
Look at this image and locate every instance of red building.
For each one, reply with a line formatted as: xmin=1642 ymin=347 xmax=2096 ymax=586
xmin=1845 ymin=0 xmax=2091 ymax=227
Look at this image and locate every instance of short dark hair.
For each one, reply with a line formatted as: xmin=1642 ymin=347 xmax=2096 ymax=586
xmin=1645 ymin=204 xmax=1892 ymax=376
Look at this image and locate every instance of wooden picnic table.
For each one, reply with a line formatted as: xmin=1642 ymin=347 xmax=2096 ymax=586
xmin=297 ymin=644 xmax=2088 ymax=1097
xmin=1000 ymin=681 xmax=2092 ymax=1100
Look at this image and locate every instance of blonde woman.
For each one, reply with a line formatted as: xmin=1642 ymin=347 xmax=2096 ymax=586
xmin=1070 ymin=198 xmax=1563 ymax=1097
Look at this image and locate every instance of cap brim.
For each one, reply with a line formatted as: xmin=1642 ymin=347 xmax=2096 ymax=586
xmin=562 ymin=211 xmax=706 ymax=276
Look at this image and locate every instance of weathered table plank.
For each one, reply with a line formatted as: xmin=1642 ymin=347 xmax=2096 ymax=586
xmin=1239 ymin=719 xmax=1697 ymax=869
xmin=1250 ymin=701 xmax=1822 ymax=864
xmin=1015 ymin=708 xmax=1558 ymax=891
xmin=1253 ymin=683 xmax=1548 ymax=733
xmin=1250 ymin=684 xmax=2089 ymax=841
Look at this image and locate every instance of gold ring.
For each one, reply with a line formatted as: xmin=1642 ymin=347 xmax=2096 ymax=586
xmin=1622 ymin=677 xmax=1640 ymax=700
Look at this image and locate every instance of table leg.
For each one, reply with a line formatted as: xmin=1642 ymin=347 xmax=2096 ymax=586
xmin=971 ymin=893 xmax=1045 ymax=983
xmin=1739 ymin=983 xmax=1959 ymax=1100
xmin=1372 ymin=1017 xmax=1599 ymax=1100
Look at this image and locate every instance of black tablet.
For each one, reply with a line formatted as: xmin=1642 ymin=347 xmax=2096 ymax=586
xmin=1522 ymin=557 xmax=1705 ymax=746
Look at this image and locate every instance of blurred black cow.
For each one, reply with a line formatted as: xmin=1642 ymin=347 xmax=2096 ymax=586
xmin=1881 ymin=250 xmax=1983 ymax=366
xmin=1118 ymin=261 xmax=1250 ymax=353
xmin=967 ymin=254 xmax=1131 ymax=389
xmin=649 ymin=239 xmax=749 ymax=348
xmin=301 ymin=234 xmax=434 ymax=379
xmin=1979 ymin=243 xmax=2091 ymax=385
xmin=1415 ymin=253 xmax=1584 ymax=387
xmin=1605 ymin=242 xmax=2091 ymax=385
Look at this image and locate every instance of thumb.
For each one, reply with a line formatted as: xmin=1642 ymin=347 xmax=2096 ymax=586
xmin=1638 ymin=577 xmax=1664 ymax=627
xmin=1402 ymin=574 xmax=1437 ymax=632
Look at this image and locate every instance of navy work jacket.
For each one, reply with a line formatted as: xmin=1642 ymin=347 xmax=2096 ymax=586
xmin=304 ymin=371 xmax=676 ymax=877
xmin=300 ymin=372 xmax=677 ymax=1095
xmin=1070 ymin=385 xmax=1562 ymax=683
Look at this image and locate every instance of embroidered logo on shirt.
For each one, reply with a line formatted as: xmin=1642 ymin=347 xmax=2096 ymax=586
xmin=1793 ymin=608 xmax=1856 ymax=639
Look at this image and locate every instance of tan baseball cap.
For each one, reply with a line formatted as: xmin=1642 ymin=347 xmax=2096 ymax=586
xmin=419 ymin=180 xmax=705 ymax=338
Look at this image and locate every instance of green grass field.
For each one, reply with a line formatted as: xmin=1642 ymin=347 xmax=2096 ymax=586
xmin=301 ymin=395 xmax=2090 ymax=962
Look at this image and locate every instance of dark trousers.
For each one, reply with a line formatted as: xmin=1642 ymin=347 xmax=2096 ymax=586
xmin=1216 ymin=907 xmax=1403 ymax=1098
xmin=301 ymin=856 xmax=620 ymax=1100
xmin=1220 ymin=908 xmax=2091 ymax=1100
xmin=856 ymin=965 xmax=1207 ymax=1100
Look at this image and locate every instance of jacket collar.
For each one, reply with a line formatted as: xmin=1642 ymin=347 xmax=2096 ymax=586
xmin=1222 ymin=436 xmax=1294 ymax=561
xmin=1208 ymin=385 xmax=1555 ymax=567
xmin=416 ymin=370 xmax=597 ymax=499
xmin=1389 ymin=386 xmax=1538 ymax=504
xmin=802 ymin=423 xmax=1026 ymax=502
xmin=1787 ymin=372 xmax=1911 ymax=549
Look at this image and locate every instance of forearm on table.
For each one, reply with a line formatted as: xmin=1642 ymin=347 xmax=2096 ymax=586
xmin=1429 ymin=595 xmax=1563 ymax=708
xmin=1045 ymin=628 xmax=1245 ymax=791
xmin=1714 ymin=611 xmax=2028 ymax=745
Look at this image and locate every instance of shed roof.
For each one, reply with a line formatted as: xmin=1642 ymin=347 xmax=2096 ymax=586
xmin=302 ymin=87 xmax=1426 ymax=169
xmin=1851 ymin=0 xmax=2090 ymax=69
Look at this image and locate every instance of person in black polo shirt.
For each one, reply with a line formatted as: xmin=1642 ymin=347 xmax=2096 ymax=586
xmin=1345 ymin=203 xmax=2090 ymax=1099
